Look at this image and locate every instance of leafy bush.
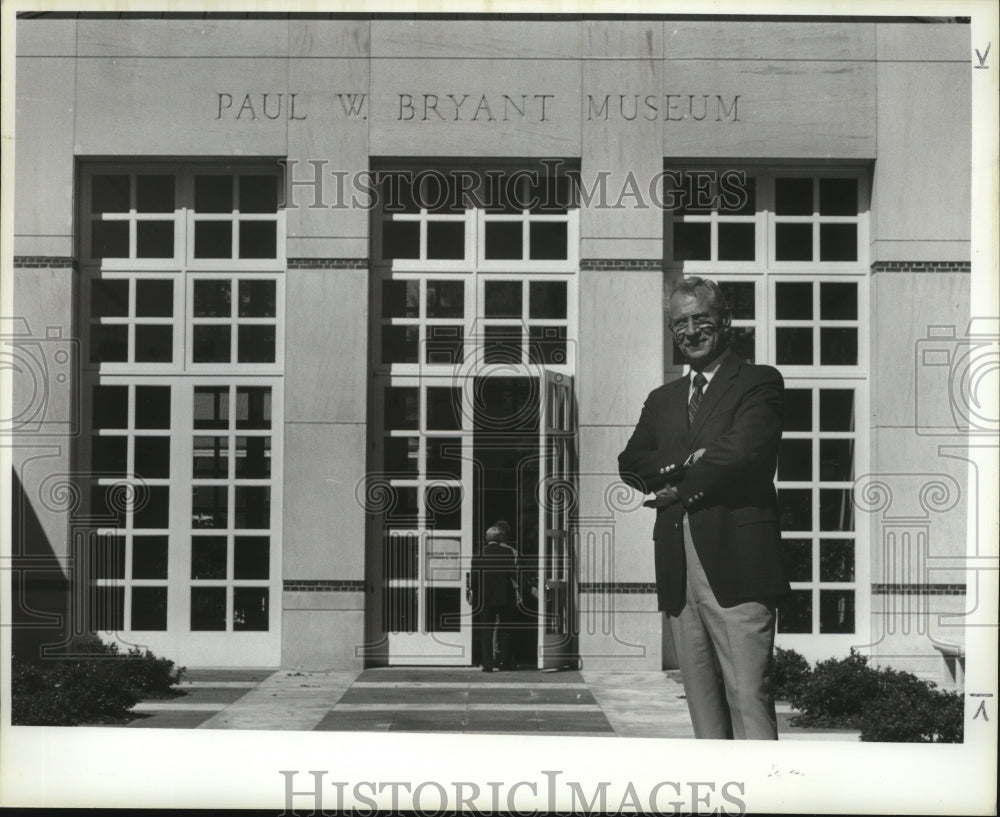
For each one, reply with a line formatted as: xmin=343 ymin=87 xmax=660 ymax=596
xmin=772 ymin=647 xmax=812 ymax=701
xmin=10 ymin=636 xmax=185 ymax=726
xmin=787 ymin=649 xmax=879 ymax=728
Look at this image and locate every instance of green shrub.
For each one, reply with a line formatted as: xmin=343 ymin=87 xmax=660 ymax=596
xmin=772 ymin=647 xmax=812 ymax=701
xmin=788 ymin=649 xmax=880 ymax=728
xmin=11 ymin=637 xmax=185 ymax=726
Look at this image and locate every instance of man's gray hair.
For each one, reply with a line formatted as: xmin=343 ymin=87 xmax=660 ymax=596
xmin=667 ymin=276 xmax=730 ymax=318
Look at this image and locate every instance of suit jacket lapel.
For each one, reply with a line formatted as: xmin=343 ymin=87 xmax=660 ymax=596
xmin=664 ymin=377 xmax=689 ymax=445
xmin=688 ymin=353 xmax=741 ymax=440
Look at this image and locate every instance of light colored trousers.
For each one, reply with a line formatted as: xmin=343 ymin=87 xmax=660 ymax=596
xmin=669 ymin=514 xmax=778 ymax=740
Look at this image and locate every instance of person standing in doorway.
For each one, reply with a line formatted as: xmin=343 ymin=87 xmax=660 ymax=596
xmin=468 ymin=525 xmax=520 ymax=671
xmin=618 ymin=276 xmax=789 ymax=739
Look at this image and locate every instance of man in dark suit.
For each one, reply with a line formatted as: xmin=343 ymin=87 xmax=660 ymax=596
xmin=618 ymin=276 xmax=789 ymax=739
xmin=467 ymin=525 xmax=520 ymax=671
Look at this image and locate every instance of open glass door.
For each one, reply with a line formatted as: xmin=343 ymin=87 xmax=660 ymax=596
xmin=537 ymin=370 xmax=578 ymax=669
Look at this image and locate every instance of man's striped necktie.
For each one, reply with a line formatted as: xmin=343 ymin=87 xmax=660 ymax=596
xmin=688 ymin=372 xmax=707 ymax=426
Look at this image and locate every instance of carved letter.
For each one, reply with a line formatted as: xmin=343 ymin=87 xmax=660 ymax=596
xmin=446 ymin=94 xmax=469 ymax=121
xmin=289 ymin=93 xmax=307 ymax=120
xmin=422 ymin=94 xmax=446 ymax=121
xmin=644 ymin=94 xmax=659 ymax=121
xmin=262 ymin=93 xmax=283 ymax=120
xmin=398 ymin=94 xmax=415 ymax=121
xmin=236 ymin=94 xmax=256 ymax=120
xmin=335 ymin=93 xmax=367 ymax=118
xmin=586 ymin=94 xmax=610 ymax=121
xmin=502 ymin=94 xmax=527 ymax=121
xmin=472 ymin=95 xmax=495 ymax=122
xmin=717 ymin=94 xmax=740 ymax=122
xmin=535 ymin=94 xmax=554 ymax=121
xmin=665 ymin=94 xmax=684 ymax=121
xmin=216 ymin=93 xmax=233 ymax=119
xmin=689 ymin=94 xmax=708 ymax=122
xmin=619 ymin=94 xmax=639 ymax=121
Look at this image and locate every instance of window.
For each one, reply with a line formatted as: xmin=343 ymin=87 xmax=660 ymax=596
xmin=665 ymin=167 xmax=868 ymax=652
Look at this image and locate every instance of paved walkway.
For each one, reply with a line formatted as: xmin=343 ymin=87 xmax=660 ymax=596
xmin=122 ymin=667 xmax=858 ymax=740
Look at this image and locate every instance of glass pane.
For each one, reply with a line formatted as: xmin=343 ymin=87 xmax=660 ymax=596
xmin=484 ymin=221 xmax=522 ymax=260
xmin=135 ymin=279 xmax=173 ymax=317
xmin=383 ymin=175 xmax=420 ymax=213
xmin=131 ymin=587 xmax=167 ymax=631
xmin=90 ymin=585 xmax=124 ymax=631
xmin=775 ymin=178 xmax=813 ymax=215
xmin=192 ymin=536 xmax=227 ymax=580
xmin=778 ymin=438 xmax=811 ymax=481
xmin=528 ymin=175 xmax=572 ymax=214
xmin=239 ymin=175 xmax=278 ymax=213
xmin=425 ymin=483 xmax=462 ymax=530
xmin=193 ymin=325 xmax=231 ymax=363
xmin=194 ymin=386 xmax=229 ymax=429
xmin=426 ymin=221 xmax=465 ymax=260
xmin=194 ymin=221 xmax=233 ymax=259
xmin=136 ymin=175 xmax=174 ymax=213
xmin=132 ymin=535 xmax=168 ymax=579
xmin=237 ymin=325 xmax=276 ymax=363
xmin=92 ymin=436 xmax=127 ymax=474
xmin=92 ymin=385 xmax=128 ymax=429
xmin=485 ymin=281 xmax=522 ymax=318
xmin=190 ymin=587 xmax=227 ymax=631
xmin=388 ymin=486 xmax=419 ymax=526
xmin=819 ymin=224 xmax=857 ymax=262
xmin=238 ymin=280 xmax=276 ymax=318
xmin=90 ymin=483 xmax=125 ymax=526
xmin=426 ymin=280 xmax=464 ymax=319
xmin=136 ymin=221 xmax=174 ymax=258
xmin=672 ymin=221 xmax=710 ymax=261
xmin=730 ymin=327 xmax=755 ymax=362
xmin=426 ymin=387 xmax=463 ymax=430
xmin=133 ymin=485 xmax=169 ymax=529
xmin=233 ymin=587 xmax=269 ymax=631
xmin=236 ymin=387 xmax=271 ymax=429
xmin=427 ymin=437 xmax=462 ymax=480
xmin=383 ymin=220 xmax=420 ymax=259
xmin=425 ymin=587 xmax=461 ymax=632
xmin=426 ymin=537 xmax=461 ymax=582
xmin=778 ymin=488 xmax=812 ymax=532
xmin=134 ymin=325 xmax=173 ymax=363
xmin=386 ymin=387 xmax=418 ymax=430
xmin=820 ymin=282 xmax=857 ymax=320
xmin=90 ymin=324 xmax=128 ymax=363
xmin=193 ymin=436 xmax=229 ymax=479
xmin=382 ymin=279 xmax=419 ymax=319
xmin=235 ymin=436 xmax=271 ymax=478
xmin=780 ymin=538 xmax=812 ymax=582
xmin=92 ymin=174 xmax=130 ymax=213
xmin=528 ymin=326 xmax=567 ymax=365
xmin=718 ymin=281 xmax=754 ymax=320
xmin=234 ymin=536 xmax=270 ymax=579
xmin=819 ymin=489 xmax=853 ymax=531
xmin=528 ymin=221 xmax=568 ymax=260
xmin=820 ymin=539 xmax=855 ymax=582
xmin=384 ymin=534 xmax=418 ymax=580
xmin=777 ymin=589 xmax=812 ymax=634
xmin=192 ymin=486 xmax=228 ymax=528
xmin=234 ymin=486 xmax=270 ymax=529
xmin=135 ymin=386 xmax=170 ymax=429
xmin=484 ymin=325 xmax=522 ymax=364
xmin=239 ymin=221 xmax=277 ymax=259
xmin=717 ymin=222 xmax=755 ymax=261
xmin=194 ymin=280 xmax=232 ymax=318
xmin=820 ymin=328 xmax=858 ymax=365
xmin=775 ymin=282 xmax=812 ymax=320
xmin=134 ymin=436 xmax=170 ymax=479
xmin=819 ymin=439 xmax=854 ymax=482
xmin=775 ymin=223 xmax=812 ymax=261
xmin=529 ymin=281 xmax=567 ymax=319
xmin=384 ymin=436 xmax=419 ymax=475
xmin=383 ymin=586 xmax=417 ymax=633
xmin=776 ymin=328 xmax=813 ymax=365
xmin=820 ymin=389 xmax=854 ymax=432
xmin=819 ymin=589 xmax=854 ymax=633
xmin=719 ymin=175 xmax=756 ymax=215
xmin=381 ymin=325 xmax=419 ymax=364
xmin=819 ymin=178 xmax=857 ymax=216
xmin=91 ymin=279 xmax=129 ymax=318
xmin=425 ymin=325 xmax=464 ymax=365
xmin=91 ymin=221 xmax=129 ymax=259
xmin=195 ymin=176 xmax=233 ymax=213
xmin=89 ymin=535 xmax=124 ymax=579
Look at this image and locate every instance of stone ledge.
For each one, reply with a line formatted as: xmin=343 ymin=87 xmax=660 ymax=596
xmin=287 ymin=258 xmax=369 ymax=270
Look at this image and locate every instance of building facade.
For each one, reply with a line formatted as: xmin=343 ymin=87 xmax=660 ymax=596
xmin=9 ymin=14 xmax=972 ymax=684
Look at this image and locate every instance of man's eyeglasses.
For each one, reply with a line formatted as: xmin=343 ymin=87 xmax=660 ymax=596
xmin=669 ymin=313 xmax=719 ymax=338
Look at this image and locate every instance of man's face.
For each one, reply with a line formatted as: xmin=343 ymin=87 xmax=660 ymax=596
xmin=667 ymin=291 xmax=730 ymax=369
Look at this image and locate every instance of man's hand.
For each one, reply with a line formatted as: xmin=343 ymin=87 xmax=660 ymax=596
xmin=643 ymin=484 xmax=681 ymax=509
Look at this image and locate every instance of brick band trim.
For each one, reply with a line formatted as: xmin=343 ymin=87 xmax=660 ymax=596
xmin=580 ymin=259 xmax=663 ymax=272
xmin=284 ymin=580 xmax=366 ymax=592
xmin=871 ymin=261 xmax=971 ymax=274
xmin=872 ymin=583 xmax=966 ymax=596
xmin=13 ymin=256 xmax=76 ymax=269
xmin=579 ymin=582 xmax=659 ymax=594
xmin=287 ymin=258 xmax=368 ymax=270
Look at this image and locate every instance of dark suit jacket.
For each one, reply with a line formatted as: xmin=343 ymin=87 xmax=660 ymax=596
xmin=618 ymin=352 xmax=790 ymax=615
xmin=470 ymin=541 xmax=519 ymax=609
